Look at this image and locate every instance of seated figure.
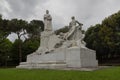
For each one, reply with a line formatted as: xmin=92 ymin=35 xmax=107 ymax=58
xmin=64 ymin=16 xmax=83 ymax=40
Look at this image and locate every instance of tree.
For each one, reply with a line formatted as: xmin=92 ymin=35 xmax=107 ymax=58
xmin=0 ymin=39 xmax=12 ymax=66
xmin=11 ymin=39 xmax=23 ymax=65
xmin=0 ymin=15 xmax=44 ymax=66
xmin=84 ymin=11 xmax=120 ymax=62
xmin=0 ymin=16 xmax=10 ymax=43
xmin=26 ymin=20 xmax=44 ymax=39
xmin=8 ymin=19 xmax=28 ymax=62
xmin=22 ymin=38 xmax=40 ymax=61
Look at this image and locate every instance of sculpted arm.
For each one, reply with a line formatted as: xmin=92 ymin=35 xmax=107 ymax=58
xmin=76 ymin=20 xmax=83 ymax=26
xmin=76 ymin=20 xmax=83 ymax=30
xmin=44 ymin=14 xmax=52 ymax=21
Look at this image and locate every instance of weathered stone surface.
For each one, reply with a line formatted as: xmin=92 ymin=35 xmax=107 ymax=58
xmin=17 ymin=47 xmax=98 ymax=69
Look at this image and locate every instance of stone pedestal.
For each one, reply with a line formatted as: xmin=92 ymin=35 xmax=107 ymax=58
xmin=66 ymin=47 xmax=98 ymax=68
xmin=16 ymin=47 xmax=98 ymax=69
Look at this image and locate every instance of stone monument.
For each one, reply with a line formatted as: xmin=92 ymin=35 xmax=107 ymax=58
xmin=16 ymin=10 xmax=98 ymax=69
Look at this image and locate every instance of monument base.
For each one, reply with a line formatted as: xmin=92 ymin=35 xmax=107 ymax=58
xmin=16 ymin=47 xmax=98 ymax=69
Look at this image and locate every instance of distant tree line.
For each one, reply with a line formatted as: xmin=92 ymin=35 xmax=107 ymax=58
xmin=55 ymin=26 xmax=69 ymax=35
xmin=0 ymin=15 xmax=44 ymax=67
xmin=84 ymin=11 xmax=120 ymax=63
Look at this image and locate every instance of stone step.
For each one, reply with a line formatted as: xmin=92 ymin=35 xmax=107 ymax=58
xmin=20 ymin=61 xmax=66 ymax=65
xmin=16 ymin=61 xmax=67 ymax=69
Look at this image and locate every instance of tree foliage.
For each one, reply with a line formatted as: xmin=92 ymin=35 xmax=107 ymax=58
xmin=84 ymin=11 xmax=120 ymax=62
xmin=26 ymin=20 xmax=44 ymax=39
xmin=0 ymin=39 xmax=12 ymax=66
xmin=55 ymin=26 xmax=69 ymax=35
xmin=0 ymin=15 xmax=44 ymax=66
xmin=22 ymin=38 xmax=40 ymax=61
xmin=0 ymin=16 xmax=10 ymax=43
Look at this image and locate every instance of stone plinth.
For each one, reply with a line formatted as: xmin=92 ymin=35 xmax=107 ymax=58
xmin=16 ymin=47 xmax=98 ymax=69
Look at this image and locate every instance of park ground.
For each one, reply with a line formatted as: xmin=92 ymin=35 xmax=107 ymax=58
xmin=0 ymin=67 xmax=120 ymax=80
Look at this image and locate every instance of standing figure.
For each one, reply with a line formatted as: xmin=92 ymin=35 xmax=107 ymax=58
xmin=44 ymin=10 xmax=52 ymax=31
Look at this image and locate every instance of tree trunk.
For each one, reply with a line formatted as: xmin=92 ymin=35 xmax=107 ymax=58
xmin=18 ymin=34 xmax=22 ymax=63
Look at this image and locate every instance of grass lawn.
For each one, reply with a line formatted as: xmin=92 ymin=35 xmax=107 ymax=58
xmin=0 ymin=67 xmax=120 ymax=80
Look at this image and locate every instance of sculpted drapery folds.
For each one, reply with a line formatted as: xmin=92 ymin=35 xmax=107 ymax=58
xmin=44 ymin=10 xmax=52 ymax=31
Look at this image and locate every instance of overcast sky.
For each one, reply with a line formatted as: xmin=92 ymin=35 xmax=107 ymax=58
xmin=0 ymin=0 xmax=120 ymax=41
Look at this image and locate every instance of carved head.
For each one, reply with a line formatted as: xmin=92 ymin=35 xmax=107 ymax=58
xmin=46 ymin=10 xmax=49 ymax=14
xmin=71 ymin=16 xmax=75 ymax=20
